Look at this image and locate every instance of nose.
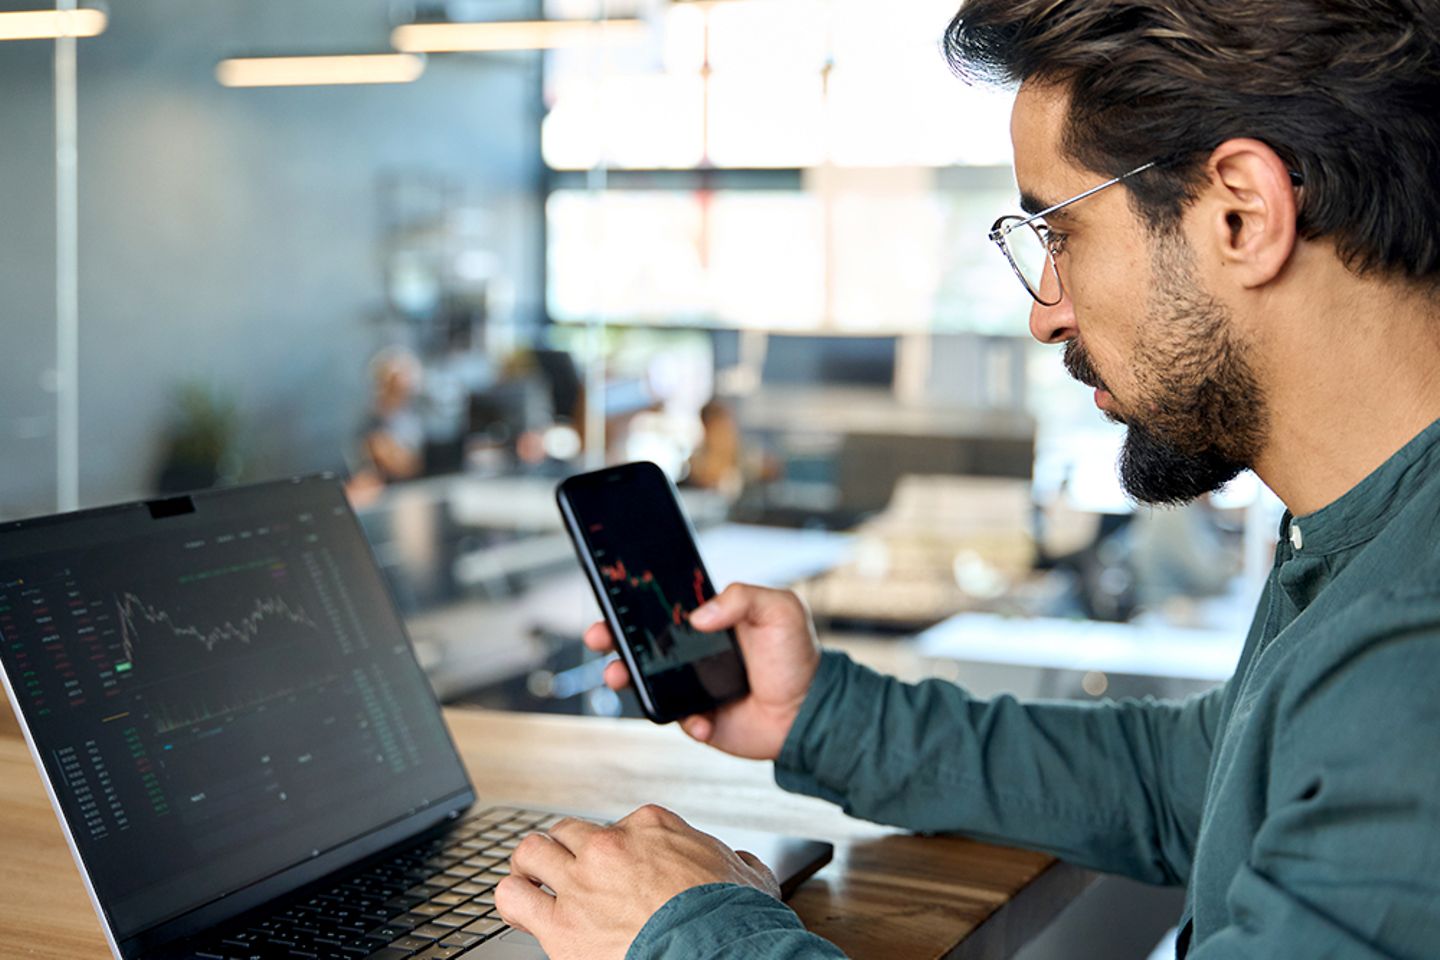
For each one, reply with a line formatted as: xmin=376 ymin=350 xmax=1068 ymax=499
xmin=1029 ymin=292 xmax=1077 ymax=345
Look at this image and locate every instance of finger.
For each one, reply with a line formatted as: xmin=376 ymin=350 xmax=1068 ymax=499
xmin=581 ymin=620 xmax=615 ymax=653
xmin=736 ymin=850 xmax=781 ymax=898
xmin=689 ymin=582 xmax=756 ymax=631
xmin=509 ymin=832 xmax=574 ymax=890
xmin=680 ymin=712 xmax=714 ymax=743
xmin=735 ymin=849 xmax=766 ymax=871
xmin=545 ymin=816 xmax=604 ymax=852
xmin=603 ymin=658 xmax=632 ymax=690
xmin=494 ymin=874 xmax=554 ymax=935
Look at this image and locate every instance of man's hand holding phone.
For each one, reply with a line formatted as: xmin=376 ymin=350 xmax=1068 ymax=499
xmin=583 ymin=582 xmax=822 ymax=761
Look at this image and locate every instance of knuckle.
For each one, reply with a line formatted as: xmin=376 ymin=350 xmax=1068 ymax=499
xmin=513 ymin=832 xmax=546 ymax=860
xmin=492 ymin=875 xmax=519 ymax=910
xmin=588 ymin=828 xmax=625 ymax=858
xmin=720 ymin=582 xmax=749 ymax=604
xmin=635 ymin=802 xmax=675 ymax=824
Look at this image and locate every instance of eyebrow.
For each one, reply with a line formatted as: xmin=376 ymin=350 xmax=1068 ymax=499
xmin=1019 ymin=191 xmax=1075 ymax=223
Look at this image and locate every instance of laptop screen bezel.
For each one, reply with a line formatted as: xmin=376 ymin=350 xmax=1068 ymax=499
xmin=0 ymin=475 xmax=477 ymax=959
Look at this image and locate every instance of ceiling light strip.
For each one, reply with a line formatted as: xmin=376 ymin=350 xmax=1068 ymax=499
xmin=215 ymin=53 xmax=426 ymax=88
xmin=0 ymin=8 xmax=107 ymax=41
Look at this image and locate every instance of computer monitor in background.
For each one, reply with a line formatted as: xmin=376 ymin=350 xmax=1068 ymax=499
xmin=532 ymin=349 xmax=583 ymax=424
xmin=759 ymin=334 xmax=897 ymax=389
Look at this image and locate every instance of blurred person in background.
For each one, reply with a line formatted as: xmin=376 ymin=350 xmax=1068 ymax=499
xmin=494 ymin=2 xmax=1440 ymax=959
xmin=683 ymin=400 xmax=745 ymax=500
xmin=348 ymin=347 xmax=425 ymax=502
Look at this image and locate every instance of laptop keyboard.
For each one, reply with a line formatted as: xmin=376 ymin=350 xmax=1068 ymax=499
xmin=194 ymin=806 xmax=563 ymax=960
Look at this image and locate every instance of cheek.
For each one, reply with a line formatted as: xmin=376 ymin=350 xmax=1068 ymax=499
xmin=1066 ymin=264 xmax=1139 ymax=394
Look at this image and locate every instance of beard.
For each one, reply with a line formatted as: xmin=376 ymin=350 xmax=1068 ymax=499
xmin=1063 ymin=234 xmax=1268 ymax=507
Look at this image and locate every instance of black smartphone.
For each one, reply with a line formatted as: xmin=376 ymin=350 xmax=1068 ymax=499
xmin=556 ymin=461 xmax=749 ymax=723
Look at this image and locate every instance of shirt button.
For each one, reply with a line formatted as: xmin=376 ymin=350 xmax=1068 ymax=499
xmin=1290 ymin=524 xmax=1304 ymax=551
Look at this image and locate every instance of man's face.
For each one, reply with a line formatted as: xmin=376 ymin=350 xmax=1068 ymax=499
xmin=1009 ymin=83 xmax=1268 ymax=505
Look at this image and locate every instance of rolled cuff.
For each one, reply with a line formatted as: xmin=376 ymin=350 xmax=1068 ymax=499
xmin=774 ymin=650 xmax=885 ymax=805
xmin=626 ymin=883 xmax=816 ymax=960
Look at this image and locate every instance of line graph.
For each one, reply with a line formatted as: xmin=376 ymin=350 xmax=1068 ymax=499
xmin=115 ymin=591 xmax=318 ymax=665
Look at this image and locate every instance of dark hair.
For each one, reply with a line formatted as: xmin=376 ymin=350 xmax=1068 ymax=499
xmin=944 ymin=0 xmax=1440 ymax=284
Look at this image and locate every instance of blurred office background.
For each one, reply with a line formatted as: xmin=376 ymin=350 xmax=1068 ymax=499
xmin=1 ymin=1 xmax=1285 ymax=956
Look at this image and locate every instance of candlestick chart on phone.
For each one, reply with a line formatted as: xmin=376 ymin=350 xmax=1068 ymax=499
xmin=594 ymin=553 xmax=731 ymax=674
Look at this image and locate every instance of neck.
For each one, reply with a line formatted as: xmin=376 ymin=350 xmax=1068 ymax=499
xmin=1248 ymin=254 xmax=1440 ymax=516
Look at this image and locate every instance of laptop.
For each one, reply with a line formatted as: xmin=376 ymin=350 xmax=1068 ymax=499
xmin=0 ymin=476 xmax=831 ymax=959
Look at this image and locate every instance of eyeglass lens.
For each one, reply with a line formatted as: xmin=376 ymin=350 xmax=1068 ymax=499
xmin=997 ymin=218 xmax=1062 ymax=306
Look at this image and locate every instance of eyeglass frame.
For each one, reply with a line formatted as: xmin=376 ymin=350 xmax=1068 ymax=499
xmin=988 ymin=160 xmax=1158 ymax=307
xmin=989 ymin=158 xmax=1306 ymax=307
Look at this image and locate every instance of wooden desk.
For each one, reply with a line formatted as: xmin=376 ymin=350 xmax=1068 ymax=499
xmin=0 ymin=702 xmax=1094 ymax=959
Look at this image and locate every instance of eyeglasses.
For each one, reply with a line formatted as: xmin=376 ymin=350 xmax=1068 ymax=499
xmin=988 ymin=160 xmax=1158 ymax=306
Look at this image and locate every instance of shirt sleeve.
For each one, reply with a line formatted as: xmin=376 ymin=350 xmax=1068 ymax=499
xmin=626 ymin=884 xmax=848 ymax=960
xmin=775 ymin=651 xmax=1224 ymax=886
xmin=1185 ymin=625 xmax=1440 ymax=959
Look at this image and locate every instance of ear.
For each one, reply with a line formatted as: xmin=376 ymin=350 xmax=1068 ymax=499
xmin=1198 ymin=138 xmax=1298 ymax=288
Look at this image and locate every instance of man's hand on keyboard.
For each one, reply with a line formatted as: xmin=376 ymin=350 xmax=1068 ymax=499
xmin=496 ymin=804 xmax=780 ymax=960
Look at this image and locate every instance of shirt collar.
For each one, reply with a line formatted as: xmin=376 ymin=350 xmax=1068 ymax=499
xmin=1279 ymin=416 xmax=1440 ymax=557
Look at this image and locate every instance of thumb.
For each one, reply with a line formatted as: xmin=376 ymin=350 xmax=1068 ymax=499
xmin=736 ymin=850 xmax=781 ymax=898
xmin=690 ymin=582 xmax=761 ymax=630
xmin=680 ymin=713 xmax=714 ymax=743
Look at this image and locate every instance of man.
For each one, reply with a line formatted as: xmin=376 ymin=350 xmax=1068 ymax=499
xmin=495 ymin=0 xmax=1440 ymax=957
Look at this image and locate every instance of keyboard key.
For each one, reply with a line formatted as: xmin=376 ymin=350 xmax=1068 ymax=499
xmin=449 ymin=903 xmax=489 ymax=918
xmin=362 ymin=949 xmax=413 ymax=960
xmin=460 ymin=857 xmax=501 ymax=871
xmin=461 ymin=917 xmax=505 ymax=937
xmin=411 ymin=947 xmax=464 ymax=959
xmin=428 ymin=914 xmax=466 ymax=929
xmin=388 ymin=934 xmax=433 ymax=951
xmin=438 ymin=932 xmax=484 ymax=949
xmin=410 ymin=923 xmax=452 ymax=939
xmin=364 ymin=925 xmax=410 ymax=941
xmin=448 ymin=882 xmax=485 ymax=896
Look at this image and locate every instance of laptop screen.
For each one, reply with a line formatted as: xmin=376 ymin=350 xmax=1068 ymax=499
xmin=0 ymin=477 xmax=471 ymax=944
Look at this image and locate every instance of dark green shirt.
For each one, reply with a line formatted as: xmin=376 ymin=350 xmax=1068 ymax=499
xmin=629 ymin=419 xmax=1440 ymax=959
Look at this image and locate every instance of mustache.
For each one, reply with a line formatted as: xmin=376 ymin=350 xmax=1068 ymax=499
xmin=1063 ymin=340 xmax=1110 ymax=392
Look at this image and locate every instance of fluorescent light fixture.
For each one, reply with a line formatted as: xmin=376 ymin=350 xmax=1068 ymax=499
xmin=216 ymin=53 xmax=425 ymax=88
xmin=0 ymin=8 xmax=107 ymax=41
xmin=392 ymin=19 xmax=647 ymax=53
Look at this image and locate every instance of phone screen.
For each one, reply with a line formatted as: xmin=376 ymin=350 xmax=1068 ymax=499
xmin=558 ymin=462 xmax=748 ymax=722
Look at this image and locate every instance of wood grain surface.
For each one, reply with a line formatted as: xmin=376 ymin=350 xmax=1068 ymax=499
xmin=0 ymin=694 xmax=1093 ymax=958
